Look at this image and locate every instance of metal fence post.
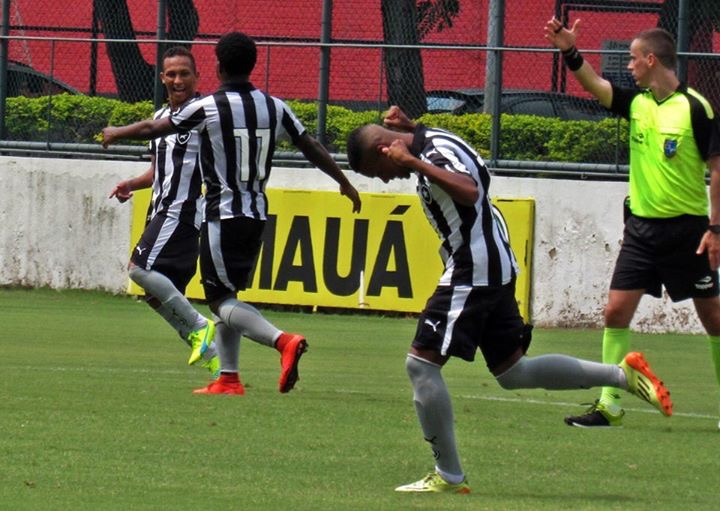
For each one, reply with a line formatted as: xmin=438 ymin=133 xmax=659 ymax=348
xmin=0 ymin=0 xmax=10 ymax=140
xmin=317 ymin=0 xmax=332 ymax=146
xmin=676 ymin=0 xmax=689 ymax=83
xmin=485 ymin=0 xmax=504 ymax=165
xmin=153 ymin=0 xmax=168 ymax=110
xmin=90 ymin=0 xmax=100 ymax=96
xmin=45 ymin=38 xmax=56 ymax=148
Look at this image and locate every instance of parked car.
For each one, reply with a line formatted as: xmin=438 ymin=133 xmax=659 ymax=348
xmin=426 ymin=88 xmax=611 ymax=121
xmin=6 ymin=61 xmax=81 ymax=97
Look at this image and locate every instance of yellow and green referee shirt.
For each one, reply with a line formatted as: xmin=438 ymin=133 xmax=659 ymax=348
xmin=610 ymin=83 xmax=720 ymax=218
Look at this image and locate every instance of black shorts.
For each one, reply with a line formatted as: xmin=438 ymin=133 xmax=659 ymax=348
xmin=412 ymin=280 xmax=532 ymax=370
xmin=611 ymin=214 xmax=719 ymax=301
xmin=130 ymin=213 xmax=199 ymax=293
xmin=199 ymin=217 xmax=264 ymax=303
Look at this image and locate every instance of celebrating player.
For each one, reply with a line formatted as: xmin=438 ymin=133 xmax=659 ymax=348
xmin=109 ymin=46 xmax=219 ymax=377
xmin=103 ymin=32 xmax=361 ymax=394
xmin=345 ymin=106 xmax=672 ymax=493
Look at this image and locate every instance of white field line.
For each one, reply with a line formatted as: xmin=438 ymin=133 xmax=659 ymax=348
xmin=337 ymin=388 xmax=715 ymax=420
xmin=34 ymin=365 xmax=716 ymax=420
xmin=456 ymin=393 xmax=716 ymax=420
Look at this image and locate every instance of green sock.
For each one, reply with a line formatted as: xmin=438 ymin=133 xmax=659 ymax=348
xmin=708 ymin=336 xmax=720 ymax=388
xmin=599 ymin=327 xmax=630 ymax=411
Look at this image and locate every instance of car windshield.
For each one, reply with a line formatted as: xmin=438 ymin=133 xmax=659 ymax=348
xmin=427 ymin=96 xmax=467 ymax=112
xmin=8 ymin=62 xmax=80 ymax=98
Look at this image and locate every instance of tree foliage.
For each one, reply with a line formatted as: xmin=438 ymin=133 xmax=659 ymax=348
xmin=95 ymin=0 xmax=199 ymax=102
xmin=416 ymin=0 xmax=461 ymax=39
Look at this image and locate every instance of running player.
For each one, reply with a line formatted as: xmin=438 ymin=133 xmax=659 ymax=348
xmin=109 ymin=46 xmax=219 ymax=377
xmin=102 ymin=32 xmax=361 ymax=395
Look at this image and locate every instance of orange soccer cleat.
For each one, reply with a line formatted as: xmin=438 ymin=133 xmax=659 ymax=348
xmin=620 ymin=351 xmax=673 ymax=417
xmin=193 ymin=373 xmax=245 ymax=395
xmin=276 ymin=333 xmax=308 ymax=393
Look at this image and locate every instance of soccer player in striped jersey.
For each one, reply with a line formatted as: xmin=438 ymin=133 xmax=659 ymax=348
xmin=346 ymin=107 xmax=672 ymax=493
xmin=545 ymin=18 xmax=720 ymax=429
xmin=103 ymin=32 xmax=361 ymax=395
xmin=109 ymin=46 xmax=219 ymax=378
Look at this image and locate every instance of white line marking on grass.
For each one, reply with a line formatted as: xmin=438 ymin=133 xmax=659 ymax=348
xmin=457 ymin=393 xmax=716 ymax=420
xmin=35 ymin=366 xmax=716 ymax=420
xmin=40 ymin=366 xmax=185 ymax=375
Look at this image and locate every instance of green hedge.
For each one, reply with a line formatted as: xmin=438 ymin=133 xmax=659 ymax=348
xmin=4 ymin=94 xmax=628 ymax=163
xmin=5 ymin=94 xmax=153 ymax=145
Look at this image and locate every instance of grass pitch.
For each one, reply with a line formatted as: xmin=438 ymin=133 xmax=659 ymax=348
xmin=0 ymin=288 xmax=717 ymax=510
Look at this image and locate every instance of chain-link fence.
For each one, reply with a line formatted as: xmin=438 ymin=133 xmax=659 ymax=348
xmin=1 ymin=0 xmax=718 ymax=170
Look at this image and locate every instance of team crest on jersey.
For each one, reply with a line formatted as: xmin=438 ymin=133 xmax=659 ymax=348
xmin=418 ymin=181 xmax=433 ymax=204
xmin=663 ymin=138 xmax=677 ymax=158
xmin=176 ymin=132 xmax=191 ymax=145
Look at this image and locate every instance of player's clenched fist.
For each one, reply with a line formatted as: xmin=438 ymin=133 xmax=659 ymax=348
xmin=101 ymin=127 xmax=120 ymax=148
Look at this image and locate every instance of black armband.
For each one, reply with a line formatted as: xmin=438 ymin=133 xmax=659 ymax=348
xmin=562 ymin=46 xmax=584 ymax=72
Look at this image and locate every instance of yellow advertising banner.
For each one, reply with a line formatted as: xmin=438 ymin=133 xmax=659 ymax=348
xmin=128 ymin=189 xmax=534 ymax=320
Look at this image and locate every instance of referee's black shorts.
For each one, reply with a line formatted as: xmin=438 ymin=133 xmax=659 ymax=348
xmin=412 ymin=279 xmax=532 ymax=371
xmin=611 ymin=214 xmax=719 ymax=301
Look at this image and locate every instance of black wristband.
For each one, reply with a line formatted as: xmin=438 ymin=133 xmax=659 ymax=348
xmin=562 ymin=46 xmax=584 ymax=72
xmin=708 ymin=224 xmax=720 ymax=234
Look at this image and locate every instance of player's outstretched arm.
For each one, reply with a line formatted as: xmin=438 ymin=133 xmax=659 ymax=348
xmin=294 ymin=132 xmax=362 ymax=212
xmin=544 ymin=17 xmax=613 ymax=108
xmin=102 ymin=117 xmax=176 ymax=148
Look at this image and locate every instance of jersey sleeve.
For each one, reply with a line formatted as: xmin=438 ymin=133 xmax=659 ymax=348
xmin=609 ymin=84 xmax=640 ymax=120
xmin=706 ymin=118 xmax=720 ymax=159
xmin=422 ymin=144 xmax=472 ymax=176
xmin=688 ymin=96 xmax=720 ymax=161
xmin=169 ymin=97 xmax=208 ymax=133
xmin=150 ymin=107 xmax=164 ymax=153
xmin=275 ymin=99 xmax=306 ymax=144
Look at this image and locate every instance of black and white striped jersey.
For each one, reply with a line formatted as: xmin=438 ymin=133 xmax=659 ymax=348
xmin=410 ymin=124 xmax=518 ymax=287
xmin=169 ymin=82 xmax=305 ymax=221
xmin=148 ymin=98 xmax=203 ymax=229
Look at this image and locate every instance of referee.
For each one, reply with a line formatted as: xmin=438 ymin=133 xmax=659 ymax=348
xmin=103 ymin=32 xmax=361 ymax=395
xmin=545 ymin=18 xmax=720 ymax=428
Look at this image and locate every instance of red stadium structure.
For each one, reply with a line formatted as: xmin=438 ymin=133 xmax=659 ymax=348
xmin=6 ymin=1 xmax=719 ymax=104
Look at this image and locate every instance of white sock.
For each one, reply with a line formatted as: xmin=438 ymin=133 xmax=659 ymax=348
xmin=214 ymin=315 xmax=240 ymax=373
xmin=406 ymin=355 xmax=464 ymax=479
xmin=496 ymin=354 xmax=625 ymax=390
xmin=216 ymin=298 xmax=280 ymax=347
xmin=129 ymin=266 xmax=206 ymax=338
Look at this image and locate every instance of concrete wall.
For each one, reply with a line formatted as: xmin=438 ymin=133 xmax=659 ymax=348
xmin=0 ymin=155 xmax=705 ymax=334
xmin=0 ymin=156 xmax=146 ymax=292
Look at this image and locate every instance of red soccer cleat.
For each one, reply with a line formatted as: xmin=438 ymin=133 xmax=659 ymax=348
xmin=276 ymin=333 xmax=308 ymax=393
xmin=193 ymin=373 xmax=245 ymax=395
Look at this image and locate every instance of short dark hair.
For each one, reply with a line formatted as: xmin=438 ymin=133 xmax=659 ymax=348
xmin=162 ymin=46 xmax=197 ymax=73
xmin=346 ymin=125 xmax=370 ymax=172
xmin=636 ymin=28 xmax=677 ymax=70
xmin=216 ymin=32 xmax=257 ymax=76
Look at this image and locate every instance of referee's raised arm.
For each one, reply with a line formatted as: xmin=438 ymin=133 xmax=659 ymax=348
xmin=544 ymin=17 xmax=613 ymax=108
